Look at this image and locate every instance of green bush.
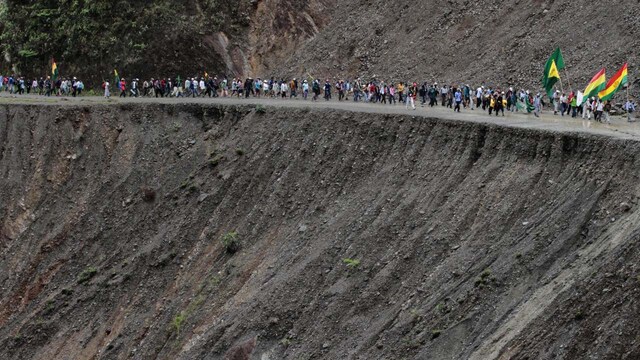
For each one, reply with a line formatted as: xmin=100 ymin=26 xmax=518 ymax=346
xmin=221 ymin=231 xmax=240 ymax=254
xmin=77 ymin=267 xmax=98 ymax=284
xmin=343 ymin=258 xmax=360 ymax=268
xmin=172 ymin=312 xmax=186 ymax=336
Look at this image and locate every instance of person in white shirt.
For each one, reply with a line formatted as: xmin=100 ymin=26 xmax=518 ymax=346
xmin=476 ymin=86 xmax=483 ymax=109
xmin=302 ymin=80 xmax=309 ymax=100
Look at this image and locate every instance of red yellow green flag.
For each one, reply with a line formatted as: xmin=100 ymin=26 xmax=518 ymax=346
xmin=582 ymin=68 xmax=606 ymax=104
xmin=598 ymin=63 xmax=628 ymax=101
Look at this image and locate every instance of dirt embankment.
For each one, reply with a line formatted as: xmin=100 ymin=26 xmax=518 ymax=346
xmin=0 ymin=103 xmax=639 ymax=360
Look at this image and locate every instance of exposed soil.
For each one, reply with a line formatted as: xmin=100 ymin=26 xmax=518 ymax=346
xmin=280 ymin=0 xmax=640 ymax=99
xmin=1 ymin=103 xmax=639 ymax=359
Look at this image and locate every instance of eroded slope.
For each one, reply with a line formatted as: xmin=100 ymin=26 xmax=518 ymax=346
xmin=0 ymin=104 xmax=639 ymax=360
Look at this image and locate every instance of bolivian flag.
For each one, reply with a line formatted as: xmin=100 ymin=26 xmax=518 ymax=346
xmin=598 ymin=63 xmax=628 ymax=101
xmin=582 ymin=68 xmax=606 ymax=104
xmin=52 ymin=60 xmax=59 ymax=81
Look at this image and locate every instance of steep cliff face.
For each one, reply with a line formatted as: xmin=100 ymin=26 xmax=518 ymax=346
xmin=247 ymin=0 xmax=335 ymax=75
xmin=1 ymin=103 xmax=639 ymax=359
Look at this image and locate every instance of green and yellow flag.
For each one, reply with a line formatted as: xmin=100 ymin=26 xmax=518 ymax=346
xmin=52 ymin=59 xmax=59 ymax=81
xmin=543 ymin=48 xmax=565 ymax=97
xmin=114 ymin=69 xmax=120 ymax=85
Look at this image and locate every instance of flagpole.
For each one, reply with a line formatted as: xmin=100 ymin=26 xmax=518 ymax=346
xmin=627 ymin=77 xmax=631 ymax=122
xmin=560 ymin=50 xmax=574 ymax=92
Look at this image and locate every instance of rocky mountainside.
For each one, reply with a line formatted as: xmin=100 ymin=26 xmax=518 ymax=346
xmin=3 ymin=0 xmax=638 ymax=98
xmin=280 ymin=0 xmax=640 ymax=97
xmin=1 ymin=103 xmax=639 ymax=359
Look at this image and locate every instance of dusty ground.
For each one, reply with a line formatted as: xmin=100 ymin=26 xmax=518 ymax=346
xmin=0 ymin=99 xmax=639 ymax=360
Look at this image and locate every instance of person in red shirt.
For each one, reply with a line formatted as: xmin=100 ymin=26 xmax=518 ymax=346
xmin=120 ymin=78 xmax=127 ymax=98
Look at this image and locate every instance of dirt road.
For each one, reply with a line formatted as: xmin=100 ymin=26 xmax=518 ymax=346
xmin=1 ymin=93 xmax=639 ymax=140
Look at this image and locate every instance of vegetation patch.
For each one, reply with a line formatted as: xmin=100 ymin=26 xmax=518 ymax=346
xmin=343 ymin=258 xmax=361 ymax=269
xmin=77 ymin=267 xmax=98 ymax=284
xmin=221 ymin=231 xmax=240 ymax=254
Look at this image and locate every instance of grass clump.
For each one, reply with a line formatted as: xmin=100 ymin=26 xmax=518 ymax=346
xmin=77 ymin=267 xmax=98 ymax=284
xmin=431 ymin=329 xmax=442 ymax=339
xmin=172 ymin=312 xmax=186 ymax=337
xmin=343 ymin=258 xmax=361 ymax=269
xmin=221 ymin=231 xmax=240 ymax=254
xmin=255 ymin=105 xmax=267 ymax=114
xmin=474 ymin=269 xmax=494 ymax=287
xmin=209 ymin=155 xmax=224 ymax=168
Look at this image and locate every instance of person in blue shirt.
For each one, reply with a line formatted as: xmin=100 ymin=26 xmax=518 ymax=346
xmin=454 ymin=89 xmax=462 ymax=112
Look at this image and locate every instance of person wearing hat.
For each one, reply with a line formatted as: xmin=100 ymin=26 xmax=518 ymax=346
xmin=119 ymin=78 xmax=127 ymax=98
xmin=302 ymin=79 xmax=309 ymax=100
xmin=533 ymin=93 xmax=542 ymax=117
xmin=553 ymin=90 xmax=560 ymax=115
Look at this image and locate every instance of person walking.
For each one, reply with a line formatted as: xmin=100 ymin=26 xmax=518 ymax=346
xmin=533 ymin=93 xmax=542 ymax=117
xmin=324 ymin=79 xmax=331 ymax=101
xmin=406 ymin=82 xmax=417 ymax=110
xmin=454 ymin=88 xmax=462 ymax=112
xmin=103 ymin=80 xmax=110 ymax=98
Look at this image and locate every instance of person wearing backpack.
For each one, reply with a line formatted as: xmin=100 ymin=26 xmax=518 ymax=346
xmin=311 ymin=79 xmax=320 ymax=101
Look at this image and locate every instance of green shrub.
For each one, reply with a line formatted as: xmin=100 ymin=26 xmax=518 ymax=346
xmin=172 ymin=312 xmax=186 ymax=336
xmin=221 ymin=231 xmax=240 ymax=254
xmin=77 ymin=267 xmax=98 ymax=284
xmin=343 ymin=258 xmax=361 ymax=268
xmin=255 ymin=105 xmax=266 ymax=114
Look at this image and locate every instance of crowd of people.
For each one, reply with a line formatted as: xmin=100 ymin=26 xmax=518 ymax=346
xmin=0 ymin=74 xmax=85 ymax=97
xmin=1 ymin=72 xmax=635 ymax=122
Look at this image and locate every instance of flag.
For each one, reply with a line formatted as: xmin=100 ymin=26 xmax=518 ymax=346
xmin=52 ymin=59 xmax=59 ymax=81
xmin=598 ymin=63 xmax=628 ymax=101
xmin=576 ymin=91 xmax=584 ymax=107
xmin=582 ymin=68 xmax=606 ymax=104
xmin=204 ymin=72 xmax=209 ymax=79
xmin=524 ymin=95 xmax=535 ymax=113
xmin=543 ymin=48 xmax=565 ymax=97
xmin=114 ymin=69 xmax=120 ymax=85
